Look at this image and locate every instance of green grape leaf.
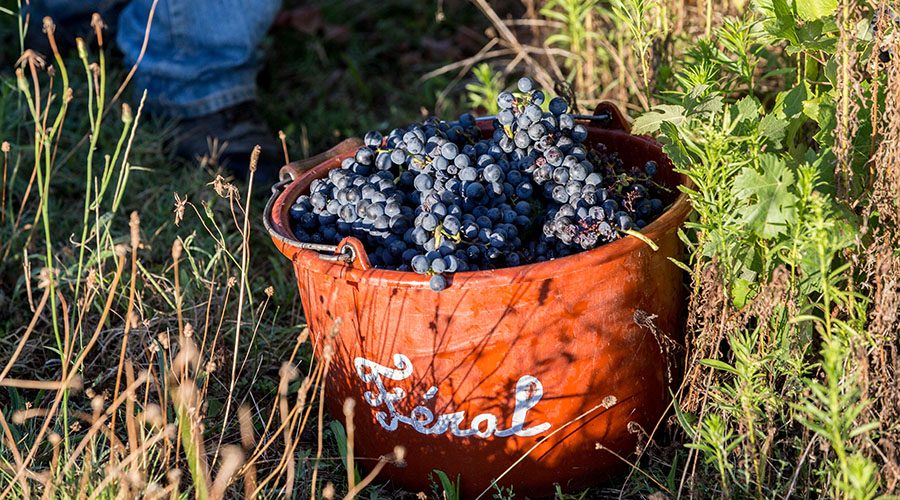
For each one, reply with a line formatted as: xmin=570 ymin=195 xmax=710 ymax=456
xmin=732 ymin=154 xmax=798 ymax=239
xmin=759 ymin=114 xmax=788 ymax=145
xmin=658 ymin=121 xmax=695 ymax=167
xmin=734 ymin=96 xmax=760 ymax=122
xmin=796 ymin=0 xmax=836 ymax=21
xmin=632 ymin=105 xmax=686 ymax=134
xmin=775 ymin=84 xmax=808 ymax=119
xmin=768 ymin=0 xmax=799 ymax=45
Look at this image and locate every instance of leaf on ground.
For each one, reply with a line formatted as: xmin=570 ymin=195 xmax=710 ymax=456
xmin=274 ymin=6 xmax=323 ymax=35
xmin=632 ymin=105 xmax=686 ymax=134
xmin=733 ymin=153 xmax=798 ymax=239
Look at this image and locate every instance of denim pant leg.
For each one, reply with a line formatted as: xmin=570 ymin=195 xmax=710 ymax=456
xmin=116 ymin=0 xmax=281 ymax=118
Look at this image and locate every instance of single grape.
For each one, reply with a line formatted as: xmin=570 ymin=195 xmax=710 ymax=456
xmin=414 ymin=173 xmax=434 ymax=192
xmin=355 ymin=147 xmax=375 ymax=165
xmin=364 ymin=131 xmax=383 ymax=148
xmin=421 ymin=213 xmax=439 ymax=231
xmin=429 ymin=274 xmax=448 ymax=292
xmin=548 ymin=97 xmax=568 ymax=116
xmin=517 ymin=77 xmax=534 ymax=93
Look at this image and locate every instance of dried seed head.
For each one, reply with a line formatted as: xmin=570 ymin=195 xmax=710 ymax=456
xmin=171 ymin=238 xmax=183 ymax=261
xmin=216 ymin=445 xmax=245 ymax=478
xmin=183 ymin=322 xmax=194 ymax=338
xmin=297 ymin=327 xmax=310 ymax=345
xmin=173 ymin=337 xmax=200 ymax=375
xmin=626 ymin=420 xmax=643 ymax=435
xmin=249 ymin=145 xmax=261 ymax=173
xmin=322 ymin=482 xmax=335 ymax=500
xmin=91 ymin=396 xmax=104 ymax=413
xmin=173 ymin=193 xmax=186 ymax=225
xmin=44 ymin=16 xmax=56 ymax=35
xmin=115 ymin=243 xmax=128 ymax=257
xmin=126 ymin=470 xmax=144 ymax=489
xmin=265 ymin=286 xmax=274 ymax=297
xmin=127 ymin=310 xmax=138 ymax=329
xmin=343 ymin=397 xmax=355 ymax=417
xmin=279 ymin=362 xmax=299 ymax=383
xmin=76 ymin=37 xmax=87 ymax=59
xmin=85 ymin=269 xmax=97 ymax=291
xmin=140 ymin=404 xmax=164 ymax=428
xmin=37 ymin=267 xmax=56 ymax=289
xmin=15 ymin=68 xmax=27 ymax=91
xmin=91 ymin=13 xmax=105 ymax=46
xmin=173 ymin=383 xmax=198 ymax=411
xmin=145 ymin=483 xmax=162 ymax=495
xmin=48 ymin=432 xmax=61 ymax=446
xmin=122 ymin=103 xmax=133 ymax=124
xmin=129 ymin=211 xmax=140 ymax=248
xmin=91 ymin=13 xmax=105 ymax=29
xmin=1 ymin=142 xmax=9 ymax=153
xmin=601 ymin=395 xmax=617 ymax=408
xmin=210 ymin=175 xmax=239 ymax=198
xmin=17 ymin=50 xmax=46 ymax=69
xmin=166 ymin=468 xmax=182 ymax=485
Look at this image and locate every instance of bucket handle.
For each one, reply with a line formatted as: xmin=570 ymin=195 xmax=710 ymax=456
xmin=264 ymin=176 xmax=371 ymax=267
xmin=263 ymin=138 xmax=370 ymax=267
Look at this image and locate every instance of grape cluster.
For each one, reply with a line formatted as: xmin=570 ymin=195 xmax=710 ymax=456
xmin=288 ymin=78 xmax=667 ymax=291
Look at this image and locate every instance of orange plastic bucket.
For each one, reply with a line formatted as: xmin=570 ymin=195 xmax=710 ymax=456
xmin=264 ymin=103 xmax=691 ymax=497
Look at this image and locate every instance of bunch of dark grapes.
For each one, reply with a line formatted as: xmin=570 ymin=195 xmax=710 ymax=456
xmin=288 ymin=77 xmax=667 ymax=291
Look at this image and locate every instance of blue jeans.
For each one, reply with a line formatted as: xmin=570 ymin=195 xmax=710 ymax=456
xmin=28 ymin=0 xmax=281 ymax=118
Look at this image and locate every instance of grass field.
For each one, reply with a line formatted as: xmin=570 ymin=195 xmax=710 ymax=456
xmin=1 ymin=0 xmax=898 ymax=498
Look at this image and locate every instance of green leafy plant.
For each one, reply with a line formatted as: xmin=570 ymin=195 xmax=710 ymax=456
xmin=466 ymin=63 xmax=505 ymax=114
xmin=630 ymin=2 xmax=892 ymax=496
xmin=540 ymin=0 xmax=600 ymax=92
xmin=609 ymin=0 xmax=662 ymax=104
xmin=431 ymin=469 xmax=462 ymax=500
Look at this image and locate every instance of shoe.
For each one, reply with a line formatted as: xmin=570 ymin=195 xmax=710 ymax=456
xmin=169 ymin=101 xmax=283 ymax=187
